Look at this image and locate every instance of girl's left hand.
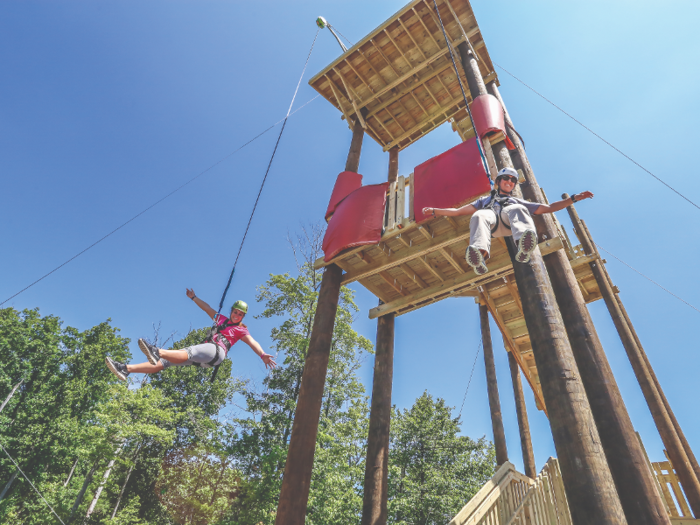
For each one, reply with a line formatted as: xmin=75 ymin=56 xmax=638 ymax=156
xmin=261 ymin=353 xmax=278 ymax=369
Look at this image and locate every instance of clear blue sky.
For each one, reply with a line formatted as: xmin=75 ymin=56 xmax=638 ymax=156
xmin=2 ymin=0 xmax=700 ymax=476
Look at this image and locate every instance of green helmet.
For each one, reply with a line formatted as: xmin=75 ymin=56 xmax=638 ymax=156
xmin=231 ymin=300 xmax=248 ymax=314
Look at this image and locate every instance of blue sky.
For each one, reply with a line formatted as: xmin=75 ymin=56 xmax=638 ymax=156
xmin=2 ymin=0 xmax=700 ymax=477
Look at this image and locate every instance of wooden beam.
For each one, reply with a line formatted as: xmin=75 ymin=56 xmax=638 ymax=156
xmin=326 ymin=75 xmax=354 ymax=128
xmin=341 ymin=221 xmax=472 ymax=284
xmin=398 ymin=263 xmax=428 ymax=288
xmin=417 ymin=254 xmax=446 ymax=282
xmin=369 ymin=238 xmax=562 ymax=318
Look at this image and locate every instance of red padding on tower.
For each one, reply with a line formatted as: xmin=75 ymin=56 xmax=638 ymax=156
xmin=322 ymin=183 xmax=389 ymax=262
xmin=413 ymin=138 xmax=492 ymax=224
xmin=471 ymin=94 xmax=515 ymax=150
xmin=325 ymin=171 xmax=363 ymax=222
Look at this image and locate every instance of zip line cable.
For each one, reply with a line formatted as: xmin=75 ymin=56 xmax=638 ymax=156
xmin=0 ymin=95 xmax=320 ymax=307
xmin=432 ymin=0 xmax=490 ymax=181
xmin=494 ymin=62 xmax=700 ymax=212
xmin=457 ymin=339 xmax=482 ymax=420
xmin=595 ymin=243 xmax=700 ymax=314
xmin=0 ymin=443 xmax=66 ymax=525
xmin=215 ymin=28 xmax=320 ymax=313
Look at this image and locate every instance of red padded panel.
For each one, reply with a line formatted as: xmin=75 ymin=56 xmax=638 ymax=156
xmin=325 ymin=171 xmax=363 ymax=222
xmin=471 ymin=94 xmax=515 ymax=150
xmin=413 ymin=138 xmax=492 ymax=224
xmin=322 ymin=183 xmax=389 ymax=262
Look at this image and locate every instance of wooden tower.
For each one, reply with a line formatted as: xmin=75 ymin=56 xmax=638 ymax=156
xmin=274 ymin=2 xmax=700 ymax=524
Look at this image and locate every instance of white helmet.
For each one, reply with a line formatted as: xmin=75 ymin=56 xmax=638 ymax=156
xmin=496 ymin=167 xmax=518 ymax=180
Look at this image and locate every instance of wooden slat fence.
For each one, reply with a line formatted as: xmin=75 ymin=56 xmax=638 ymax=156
xmin=448 ymin=458 xmax=572 ymax=525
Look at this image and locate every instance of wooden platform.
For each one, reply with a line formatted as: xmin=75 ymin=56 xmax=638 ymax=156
xmin=308 ymin=0 xmax=496 ymax=151
xmin=315 ymin=179 xmax=612 ymax=411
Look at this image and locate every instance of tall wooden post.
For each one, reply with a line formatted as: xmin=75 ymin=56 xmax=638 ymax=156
xmin=457 ymin=45 xmax=626 ymax=523
xmin=566 ymin=201 xmax=700 ymax=517
xmin=479 ymin=304 xmax=508 ymax=465
xmin=618 ymin=298 xmax=700 ymax=483
xmin=361 ymin=146 xmax=398 ymax=525
xmin=275 ymin=115 xmax=365 ymax=525
xmin=488 ymin=78 xmax=669 ymax=524
xmin=507 ymin=351 xmax=536 ymax=479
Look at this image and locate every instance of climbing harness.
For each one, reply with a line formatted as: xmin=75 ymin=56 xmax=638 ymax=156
xmin=484 ymin=192 xmax=515 ymax=235
xmin=432 ymin=0 xmax=490 ymax=185
xmin=210 ymin=28 xmax=321 ymax=381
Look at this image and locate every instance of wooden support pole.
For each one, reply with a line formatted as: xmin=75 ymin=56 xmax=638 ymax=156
xmin=361 ymin=313 xmax=394 ymax=525
xmin=276 ymin=118 xmax=366 ymax=525
xmin=565 ymin=202 xmax=700 ymax=518
xmin=388 ymin=146 xmax=399 ymax=183
xmin=275 ymin=264 xmax=343 ymax=525
xmin=489 ymin=78 xmax=669 ymax=525
xmin=508 ymin=351 xmax=536 ymax=479
xmin=361 ymin=147 xmax=399 ymax=525
xmin=456 ymin=42 xmax=486 ymax=98
xmin=479 ymin=304 xmax=508 ymax=465
xmin=618 ymin=298 xmax=700 ymax=483
xmin=489 ymin=140 xmax=625 ymax=524
xmin=346 ymin=110 xmax=366 ymax=173
xmin=569 ymin=197 xmax=700 ymax=486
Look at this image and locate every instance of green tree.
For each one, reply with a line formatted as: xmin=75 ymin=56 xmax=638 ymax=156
xmin=222 ymin=226 xmax=373 ymax=525
xmin=388 ymin=392 xmax=495 ymax=525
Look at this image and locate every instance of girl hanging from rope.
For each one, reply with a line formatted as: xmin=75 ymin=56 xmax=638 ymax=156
xmin=105 ymin=289 xmax=277 ymax=381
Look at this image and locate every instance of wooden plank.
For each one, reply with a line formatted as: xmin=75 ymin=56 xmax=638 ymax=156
xmin=417 ymin=254 xmax=446 ymax=282
xmin=409 ymin=172 xmax=415 ymax=221
xmin=387 ymin=181 xmax=397 ymax=230
xmin=379 ymin=271 xmax=406 ymax=296
xmin=442 ymin=0 xmax=478 ymax=59
xmin=325 ymin=76 xmax=354 ymax=128
xmin=334 ymin=68 xmax=367 ymax=129
xmin=341 ymin=221 xmax=471 ymax=284
xmin=396 ymin=175 xmax=406 ymax=227
xmin=370 ymin=238 xmax=562 ymax=318
xmin=440 ymin=247 xmax=466 ymax=274
xmin=398 ymin=263 xmax=428 ymax=288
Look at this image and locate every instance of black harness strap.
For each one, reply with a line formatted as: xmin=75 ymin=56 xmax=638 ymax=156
xmin=485 ymin=192 xmax=514 ymax=235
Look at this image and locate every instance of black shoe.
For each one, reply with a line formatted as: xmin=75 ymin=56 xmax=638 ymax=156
xmin=106 ymin=357 xmax=129 ymax=381
xmin=515 ymin=229 xmax=537 ymax=264
xmin=138 ymin=338 xmax=161 ymax=365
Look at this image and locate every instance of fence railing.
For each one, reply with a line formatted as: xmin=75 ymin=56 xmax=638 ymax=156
xmin=448 ymin=458 xmax=572 ymax=525
xmin=384 ymin=173 xmax=413 ymax=232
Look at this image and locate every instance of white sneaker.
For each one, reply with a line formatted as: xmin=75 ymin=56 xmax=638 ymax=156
xmin=466 ymin=246 xmax=489 ymax=275
xmin=515 ymin=229 xmax=537 ymax=264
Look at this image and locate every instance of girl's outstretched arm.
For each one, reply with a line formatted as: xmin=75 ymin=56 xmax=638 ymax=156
xmin=186 ymin=288 xmax=217 ymax=320
xmin=241 ymin=334 xmax=277 ymax=369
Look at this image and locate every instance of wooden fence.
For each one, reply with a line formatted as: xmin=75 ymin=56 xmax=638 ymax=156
xmin=448 ymin=458 xmax=571 ymax=525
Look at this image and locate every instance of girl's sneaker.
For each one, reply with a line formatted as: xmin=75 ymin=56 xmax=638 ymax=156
xmin=106 ymin=357 xmax=129 ymax=381
xmin=138 ymin=338 xmax=161 ymax=365
xmin=466 ymin=245 xmax=488 ymax=275
xmin=515 ymin=229 xmax=537 ymax=264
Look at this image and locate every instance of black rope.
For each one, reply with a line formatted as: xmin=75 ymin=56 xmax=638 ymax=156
xmin=216 ymin=28 xmax=320 ymax=314
xmin=431 ymin=0 xmax=490 ymax=180
xmin=494 ymin=62 xmax=700 ymax=212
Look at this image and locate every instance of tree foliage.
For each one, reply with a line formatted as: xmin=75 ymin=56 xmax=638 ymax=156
xmin=0 ymin=226 xmax=495 ymax=525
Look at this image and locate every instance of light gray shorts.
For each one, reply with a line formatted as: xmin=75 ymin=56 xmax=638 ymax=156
xmin=161 ymin=342 xmax=225 ymax=369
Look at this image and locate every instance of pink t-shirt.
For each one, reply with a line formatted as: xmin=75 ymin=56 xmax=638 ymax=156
xmin=211 ymin=314 xmax=250 ymax=352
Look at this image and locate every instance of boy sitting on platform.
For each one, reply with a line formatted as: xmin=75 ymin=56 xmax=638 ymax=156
xmin=422 ymin=167 xmax=593 ymax=275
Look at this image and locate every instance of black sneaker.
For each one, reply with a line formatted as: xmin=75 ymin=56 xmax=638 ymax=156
xmin=106 ymin=357 xmax=129 ymax=381
xmin=515 ymin=229 xmax=537 ymax=264
xmin=466 ymin=245 xmax=489 ymax=275
xmin=138 ymin=338 xmax=161 ymax=365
